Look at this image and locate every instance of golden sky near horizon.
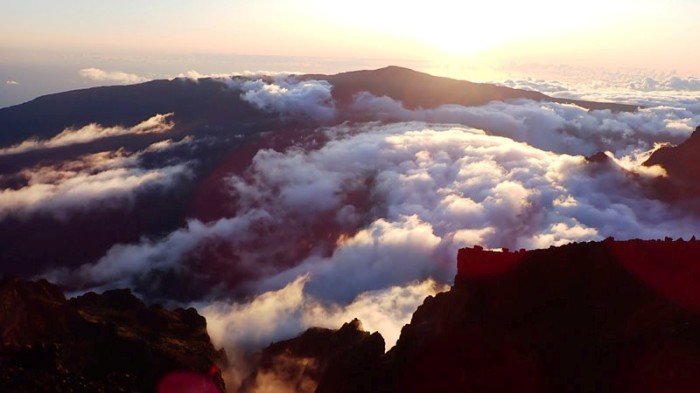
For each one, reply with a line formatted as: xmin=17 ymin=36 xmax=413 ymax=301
xmin=1 ymin=0 xmax=699 ymax=76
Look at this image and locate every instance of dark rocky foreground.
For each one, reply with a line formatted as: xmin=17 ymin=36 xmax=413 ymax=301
xmin=0 ymin=278 xmax=226 ymax=392
xmin=4 ymin=238 xmax=700 ymax=392
xmin=247 ymin=239 xmax=700 ymax=393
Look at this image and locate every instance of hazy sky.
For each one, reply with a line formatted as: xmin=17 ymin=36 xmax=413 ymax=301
xmin=1 ymin=0 xmax=699 ymax=107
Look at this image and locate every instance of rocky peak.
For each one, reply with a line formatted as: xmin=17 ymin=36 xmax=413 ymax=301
xmin=0 ymin=277 xmax=75 ymax=345
xmin=643 ymin=124 xmax=700 ymax=201
xmin=240 ymin=319 xmax=385 ymax=393
xmin=0 ymin=279 xmax=226 ymax=393
xmin=586 ymin=151 xmax=612 ymax=164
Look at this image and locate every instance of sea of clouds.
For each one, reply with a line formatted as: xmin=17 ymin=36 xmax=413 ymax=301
xmin=4 ymin=72 xmax=700 ymax=390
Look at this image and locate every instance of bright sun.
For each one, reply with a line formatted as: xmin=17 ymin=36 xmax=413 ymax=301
xmin=317 ymin=0 xmax=637 ymax=57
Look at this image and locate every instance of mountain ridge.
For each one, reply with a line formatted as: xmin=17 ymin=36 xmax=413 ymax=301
xmin=0 ymin=66 xmax=638 ymax=147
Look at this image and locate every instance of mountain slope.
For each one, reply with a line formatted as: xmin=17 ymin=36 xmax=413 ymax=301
xmin=0 ymin=66 xmax=638 ymax=147
xmin=0 ymin=78 xmax=270 ymax=147
xmin=308 ymin=66 xmax=639 ymax=111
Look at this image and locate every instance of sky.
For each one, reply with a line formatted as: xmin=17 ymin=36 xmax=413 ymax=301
xmin=1 ymin=0 xmax=699 ymax=106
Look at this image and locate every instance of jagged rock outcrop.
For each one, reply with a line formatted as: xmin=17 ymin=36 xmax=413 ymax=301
xmin=0 ymin=278 xmax=226 ymax=393
xmin=644 ymin=125 xmax=700 ymax=200
xmin=240 ymin=319 xmax=385 ymax=393
xmin=269 ymin=239 xmax=700 ymax=393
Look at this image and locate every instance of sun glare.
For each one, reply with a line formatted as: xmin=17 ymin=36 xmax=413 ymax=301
xmin=314 ymin=0 xmax=644 ymax=58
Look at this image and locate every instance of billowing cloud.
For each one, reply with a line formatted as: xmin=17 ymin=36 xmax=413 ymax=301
xmin=499 ymin=75 xmax=700 ymax=110
xmin=628 ymin=76 xmax=700 ymax=92
xmin=236 ymin=123 xmax=694 ymax=300
xmin=53 ymin=122 xmax=700 ymax=307
xmin=200 ymin=276 xmax=445 ymax=392
xmin=202 ymin=276 xmax=444 ymax=351
xmin=0 ymin=143 xmax=191 ymax=221
xmin=176 ymin=70 xmax=232 ymax=80
xmin=500 ymin=78 xmax=570 ymax=94
xmin=220 ymin=77 xmax=700 ymax=157
xmin=233 ymin=77 xmax=337 ymax=123
xmin=0 ymin=113 xmax=174 ymax=156
xmin=349 ymin=93 xmax=700 ymax=157
xmin=174 ymin=70 xmax=297 ymax=81
xmin=79 ymin=67 xmax=149 ymax=84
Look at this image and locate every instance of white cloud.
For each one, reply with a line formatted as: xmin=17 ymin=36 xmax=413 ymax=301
xmin=0 ymin=144 xmax=191 ymax=221
xmin=173 ymin=70 xmax=298 ymax=81
xmin=231 ymin=77 xmax=337 ymax=123
xmin=348 ymin=93 xmax=700 ymax=157
xmin=79 ymin=67 xmax=149 ymax=84
xmin=0 ymin=113 xmax=174 ymax=156
xmin=628 ymin=76 xmax=700 ymax=92
xmin=498 ymin=73 xmax=700 ymax=110
xmin=55 ymin=122 xmax=700 ymax=302
xmin=200 ymin=276 xmax=445 ymax=352
xmin=200 ymin=275 xmax=441 ymax=393
xmin=5 ymin=80 xmax=19 ymax=85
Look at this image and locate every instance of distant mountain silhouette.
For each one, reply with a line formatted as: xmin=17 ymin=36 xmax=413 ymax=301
xmin=0 ymin=78 xmax=273 ymax=147
xmin=0 ymin=66 xmax=638 ymax=147
xmin=306 ymin=66 xmax=639 ymax=112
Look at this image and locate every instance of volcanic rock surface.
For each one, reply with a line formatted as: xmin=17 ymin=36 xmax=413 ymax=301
xmin=0 ymin=278 xmax=226 ymax=393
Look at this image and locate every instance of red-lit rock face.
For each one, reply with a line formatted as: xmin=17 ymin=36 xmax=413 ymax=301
xmin=457 ymin=246 xmax=527 ymax=277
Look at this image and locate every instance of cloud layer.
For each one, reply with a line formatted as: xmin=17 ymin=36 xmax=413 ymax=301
xmin=349 ymin=93 xmax=700 ymax=157
xmin=226 ymin=77 xmax=337 ymax=123
xmin=0 ymin=113 xmax=174 ymax=156
xmin=79 ymin=68 xmax=149 ymax=84
xmin=0 ymin=140 xmax=191 ymax=221
xmin=47 ymin=121 xmax=700 ymax=359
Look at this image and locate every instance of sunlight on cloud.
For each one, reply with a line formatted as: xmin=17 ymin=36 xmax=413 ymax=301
xmin=349 ymin=93 xmax=700 ymax=157
xmin=0 ymin=145 xmax=191 ymax=221
xmin=0 ymin=113 xmax=174 ymax=156
xmin=79 ymin=67 xmax=149 ymax=84
xmin=201 ymin=276 xmax=446 ymax=351
xmin=57 ymin=122 xmax=700 ymax=299
xmin=234 ymin=77 xmax=337 ymax=123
